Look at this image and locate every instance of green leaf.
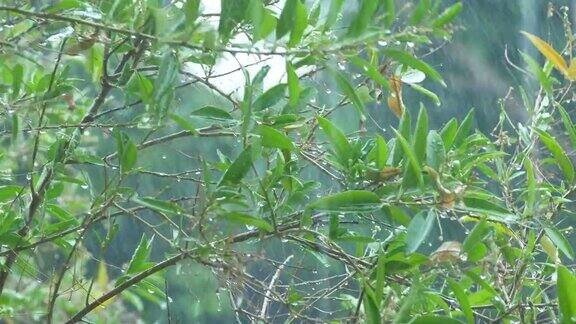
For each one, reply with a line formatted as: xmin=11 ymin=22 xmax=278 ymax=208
xmin=252 ymin=65 xmax=270 ymax=90
xmin=134 ymin=197 xmax=185 ymax=215
xmin=248 ymin=0 xmax=277 ymax=41
xmin=543 ymin=223 xmax=575 ymax=260
xmin=362 ymin=282 xmax=381 ymax=324
xmin=523 ymin=157 xmax=537 ymax=215
xmin=537 ymin=130 xmax=575 ymax=183
xmin=190 ymin=106 xmax=233 ymax=120
xmin=393 ymin=286 xmax=420 ymax=324
xmin=411 ymin=316 xmax=463 ymax=324
xmin=219 ymin=145 xmax=254 ymax=186
xmin=462 ymin=196 xmax=515 ymax=222
xmin=308 ymin=190 xmax=380 ymax=212
xmin=409 ymin=83 xmax=441 ymax=106
xmin=405 ymin=209 xmax=436 ymax=254
xmin=169 ymin=114 xmax=198 ymax=135
xmin=154 ymin=52 xmax=179 ymax=100
xmin=383 ymin=0 xmax=395 ymax=28
xmin=462 ymin=219 xmax=490 ymax=254
xmin=440 ymin=118 xmax=458 ymax=148
xmin=241 ymin=69 xmax=253 ymax=144
xmin=114 ymin=131 xmax=137 ymax=174
xmin=219 ymin=0 xmax=249 ymax=41
xmin=393 ymin=129 xmax=424 ymax=188
xmin=126 ymin=235 xmax=154 ymax=274
xmin=324 ymin=0 xmax=344 ymax=30
xmin=221 ymin=212 xmax=273 ymax=232
xmin=308 ymin=1 xmax=321 ymax=26
xmin=276 ymin=0 xmax=298 ymax=39
xmin=288 ymin=0 xmax=308 ymax=47
xmin=413 ymin=105 xmax=429 ymax=162
xmin=260 ymin=125 xmax=294 ymax=150
xmin=11 ymin=113 xmax=18 ymax=144
xmin=411 ymin=0 xmax=431 ymax=25
xmin=375 ymin=255 xmax=386 ymax=303
xmin=426 ymin=130 xmax=445 ymax=170
xmin=135 ymin=73 xmax=154 ymax=106
xmin=447 ymin=278 xmax=474 ymax=324
xmin=286 ymin=61 xmax=300 ymax=108
xmin=559 ymin=105 xmax=576 ymax=150
xmin=393 ymin=110 xmax=412 ymax=165
xmin=464 ymin=270 xmax=498 ymax=296
xmin=329 ymin=214 xmax=345 ymax=239
xmin=347 ymin=0 xmax=378 ymax=37
xmin=383 ymin=48 xmax=445 ymax=86
xmin=328 ymin=68 xmax=365 ymax=120
xmin=0 ymin=186 xmax=23 ymax=203
xmin=184 ymin=0 xmax=201 ymax=23
xmin=432 ymin=2 xmax=463 ymax=28
xmin=11 ymin=64 xmax=23 ymax=100
xmin=253 ymin=84 xmax=287 ymax=111
xmin=87 ymin=43 xmax=104 ymax=83
xmin=520 ymin=51 xmax=553 ymax=94
xmin=558 ymin=266 xmax=576 ymax=322
xmin=317 ymin=116 xmax=352 ymax=166
xmin=375 ymin=135 xmax=388 ymax=169
xmin=348 ymin=56 xmax=390 ymax=90
xmin=453 ymin=109 xmax=474 ymax=148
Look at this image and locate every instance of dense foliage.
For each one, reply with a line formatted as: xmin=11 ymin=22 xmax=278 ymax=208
xmin=2 ymin=0 xmax=576 ymax=323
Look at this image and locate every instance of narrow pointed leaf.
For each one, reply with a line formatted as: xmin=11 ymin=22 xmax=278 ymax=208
xmin=394 ymin=129 xmax=424 ymax=188
xmin=406 ymin=209 xmax=436 ymax=254
xmin=317 ymin=116 xmax=352 ymax=165
xmin=383 ymin=49 xmax=445 ymax=86
xmin=308 ymin=190 xmax=380 ymax=212
xmin=558 ymin=266 xmax=576 ymax=322
xmin=522 ymin=31 xmax=568 ymax=75
xmin=219 ymin=145 xmax=254 ymax=186
xmin=222 ymin=212 xmax=273 ymax=232
xmin=537 ymin=130 xmax=574 ymax=183
xmin=447 ymin=278 xmax=474 ymax=324
xmin=431 ymin=2 xmax=463 ymax=28
xmin=260 ymin=125 xmax=294 ymax=150
xmin=543 ymin=223 xmax=575 ymax=260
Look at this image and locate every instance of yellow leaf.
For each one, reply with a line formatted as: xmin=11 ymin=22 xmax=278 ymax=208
xmin=387 ymin=76 xmax=403 ymax=118
xmin=430 ymin=241 xmax=462 ymax=264
xmin=521 ymin=31 xmax=568 ymax=75
xmin=567 ymin=58 xmax=576 ymax=81
xmin=380 ymin=166 xmax=402 ymax=180
xmin=93 ymin=259 xmax=115 ymax=312
xmin=97 ymin=259 xmax=108 ymax=290
xmin=541 ymin=234 xmax=560 ymax=263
